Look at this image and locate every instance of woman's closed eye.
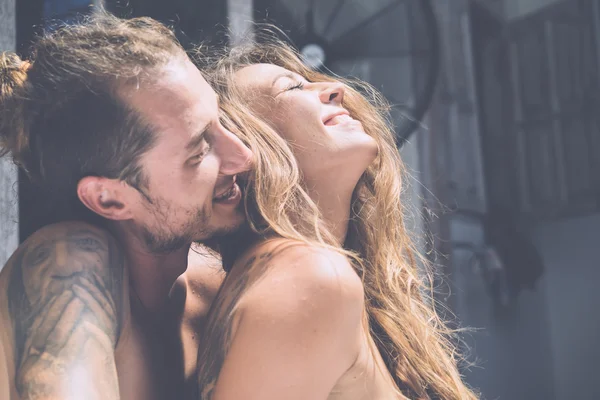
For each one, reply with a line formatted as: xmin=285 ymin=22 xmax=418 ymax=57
xmin=285 ymin=81 xmax=305 ymax=91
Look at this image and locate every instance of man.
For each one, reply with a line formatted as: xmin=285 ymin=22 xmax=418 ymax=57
xmin=0 ymin=12 xmax=252 ymax=400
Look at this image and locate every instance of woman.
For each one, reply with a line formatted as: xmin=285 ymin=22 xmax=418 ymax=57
xmin=196 ymin=32 xmax=478 ymax=400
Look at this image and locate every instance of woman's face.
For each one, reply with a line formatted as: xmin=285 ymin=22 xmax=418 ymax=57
xmin=233 ymin=63 xmax=378 ymax=185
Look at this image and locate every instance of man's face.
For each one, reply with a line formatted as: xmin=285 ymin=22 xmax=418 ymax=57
xmin=122 ymin=58 xmax=253 ymax=253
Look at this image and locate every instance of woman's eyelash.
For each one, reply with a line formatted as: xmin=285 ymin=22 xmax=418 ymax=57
xmin=286 ymin=82 xmax=305 ymax=91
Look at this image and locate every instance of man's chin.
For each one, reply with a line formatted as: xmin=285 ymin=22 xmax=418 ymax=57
xmin=196 ymin=214 xmax=246 ymax=243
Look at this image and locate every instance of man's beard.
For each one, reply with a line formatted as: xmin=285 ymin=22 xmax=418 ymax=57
xmin=141 ymin=204 xmax=244 ymax=254
xmin=141 ymin=200 xmax=209 ymax=254
xmin=142 ymin=227 xmax=192 ymax=254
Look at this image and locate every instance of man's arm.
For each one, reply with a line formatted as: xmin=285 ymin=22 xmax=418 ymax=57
xmin=1 ymin=338 xmax=10 ymax=399
xmin=6 ymin=222 xmax=126 ymax=400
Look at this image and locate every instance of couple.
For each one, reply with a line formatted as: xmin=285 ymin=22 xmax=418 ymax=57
xmin=0 ymin=12 xmax=476 ymax=400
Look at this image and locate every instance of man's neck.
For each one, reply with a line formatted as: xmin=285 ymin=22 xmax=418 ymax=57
xmin=109 ymin=224 xmax=189 ymax=315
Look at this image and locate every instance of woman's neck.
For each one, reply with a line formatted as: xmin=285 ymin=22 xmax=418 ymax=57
xmin=305 ymin=178 xmax=355 ymax=246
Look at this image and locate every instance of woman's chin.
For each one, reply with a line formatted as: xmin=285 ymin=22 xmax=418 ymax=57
xmin=328 ymin=154 xmax=376 ymax=187
xmin=351 ymin=133 xmax=379 ymax=158
xmin=350 ymin=140 xmax=380 ymax=167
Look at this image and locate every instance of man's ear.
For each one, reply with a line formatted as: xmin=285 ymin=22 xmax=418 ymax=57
xmin=77 ymin=176 xmax=135 ymax=221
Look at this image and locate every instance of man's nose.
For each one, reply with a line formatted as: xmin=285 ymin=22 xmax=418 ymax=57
xmin=214 ymin=127 xmax=254 ymax=176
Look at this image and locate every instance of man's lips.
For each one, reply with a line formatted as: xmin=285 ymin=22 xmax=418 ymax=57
xmin=214 ymin=178 xmax=237 ymax=200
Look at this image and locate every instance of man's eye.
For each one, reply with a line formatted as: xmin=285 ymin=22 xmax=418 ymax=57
xmin=189 ymin=154 xmax=204 ymax=165
xmin=188 ymin=147 xmax=210 ymax=165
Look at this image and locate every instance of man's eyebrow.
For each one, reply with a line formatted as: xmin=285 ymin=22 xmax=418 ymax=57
xmin=186 ymin=122 xmax=211 ymax=152
xmin=272 ymin=72 xmax=299 ymax=87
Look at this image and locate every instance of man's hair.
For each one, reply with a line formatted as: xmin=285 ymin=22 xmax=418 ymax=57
xmin=0 ymin=11 xmax=185 ymax=224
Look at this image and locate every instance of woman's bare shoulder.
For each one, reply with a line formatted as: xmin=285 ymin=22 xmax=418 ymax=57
xmin=235 ymin=238 xmax=365 ymax=321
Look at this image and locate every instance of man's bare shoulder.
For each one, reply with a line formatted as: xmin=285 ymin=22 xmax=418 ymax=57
xmin=0 ymin=220 xmax=122 ymax=285
xmin=0 ymin=220 xmax=126 ymax=399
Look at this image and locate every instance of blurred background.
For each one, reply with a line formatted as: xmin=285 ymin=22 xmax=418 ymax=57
xmin=0 ymin=0 xmax=598 ymax=398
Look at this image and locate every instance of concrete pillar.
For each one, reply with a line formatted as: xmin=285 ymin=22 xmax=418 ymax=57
xmin=227 ymin=0 xmax=254 ymax=46
xmin=0 ymin=0 xmax=19 ymax=269
xmin=505 ymin=0 xmax=562 ymax=20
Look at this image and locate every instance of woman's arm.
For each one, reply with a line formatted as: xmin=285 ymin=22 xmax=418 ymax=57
xmin=208 ymin=246 xmax=365 ymax=400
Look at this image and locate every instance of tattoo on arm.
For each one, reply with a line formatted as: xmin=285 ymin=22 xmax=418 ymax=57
xmin=7 ymin=226 xmax=124 ymax=399
xmin=197 ymin=250 xmax=276 ymax=400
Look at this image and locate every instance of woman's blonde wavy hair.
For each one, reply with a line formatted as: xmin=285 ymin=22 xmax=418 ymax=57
xmin=200 ymin=28 xmax=478 ymax=400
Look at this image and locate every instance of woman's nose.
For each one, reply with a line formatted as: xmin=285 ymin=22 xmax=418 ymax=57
xmin=319 ymin=82 xmax=346 ymax=105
